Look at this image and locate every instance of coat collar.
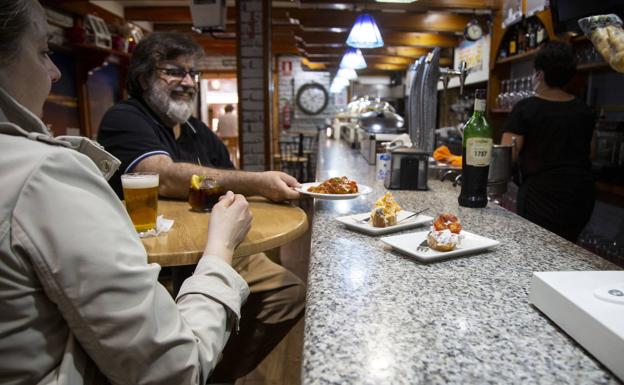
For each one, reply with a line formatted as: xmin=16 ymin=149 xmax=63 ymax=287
xmin=0 ymin=87 xmax=53 ymax=138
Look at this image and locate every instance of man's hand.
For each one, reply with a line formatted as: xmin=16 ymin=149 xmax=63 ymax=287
xmin=256 ymin=171 xmax=301 ymax=202
xmin=203 ymin=191 xmax=253 ymax=264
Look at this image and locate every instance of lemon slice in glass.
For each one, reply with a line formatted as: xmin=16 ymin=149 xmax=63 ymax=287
xmin=190 ymin=174 xmax=203 ymax=190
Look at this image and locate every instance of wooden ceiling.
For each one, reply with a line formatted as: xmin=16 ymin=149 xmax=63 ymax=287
xmin=60 ymin=0 xmax=499 ymax=73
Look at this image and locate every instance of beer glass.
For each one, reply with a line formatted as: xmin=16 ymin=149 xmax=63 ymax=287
xmin=121 ymin=172 xmax=159 ymax=232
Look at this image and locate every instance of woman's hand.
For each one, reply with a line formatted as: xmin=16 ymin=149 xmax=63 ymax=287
xmin=203 ymin=191 xmax=253 ymax=264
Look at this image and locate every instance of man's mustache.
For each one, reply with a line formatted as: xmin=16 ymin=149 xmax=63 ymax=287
xmin=171 ymin=86 xmax=196 ymax=98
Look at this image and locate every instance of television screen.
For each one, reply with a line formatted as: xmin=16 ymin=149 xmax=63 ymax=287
xmin=551 ymin=0 xmax=624 ymax=32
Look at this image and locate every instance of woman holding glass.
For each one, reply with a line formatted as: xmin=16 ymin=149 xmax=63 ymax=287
xmin=0 ymin=1 xmax=253 ymax=384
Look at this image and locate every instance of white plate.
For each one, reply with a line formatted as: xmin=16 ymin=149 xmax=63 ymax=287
xmin=296 ymin=182 xmax=372 ymax=200
xmin=381 ymin=230 xmax=500 ymax=262
xmin=335 ymin=212 xmax=433 ymax=235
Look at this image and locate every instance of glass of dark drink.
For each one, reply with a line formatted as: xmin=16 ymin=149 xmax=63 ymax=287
xmin=188 ymin=175 xmax=224 ymax=212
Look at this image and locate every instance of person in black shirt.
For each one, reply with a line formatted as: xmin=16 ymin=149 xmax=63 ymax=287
xmin=502 ymin=41 xmax=595 ymax=242
xmin=98 ymin=32 xmax=305 ymax=383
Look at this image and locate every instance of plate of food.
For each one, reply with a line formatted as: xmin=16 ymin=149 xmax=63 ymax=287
xmin=296 ymin=176 xmax=372 ymax=200
xmin=380 ymin=213 xmax=500 ymax=262
xmin=335 ymin=192 xmax=432 ymax=235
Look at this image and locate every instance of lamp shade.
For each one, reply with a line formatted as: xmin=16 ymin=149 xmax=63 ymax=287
xmin=339 ymin=48 xmax=367 ymax=70
xmin=330 ymin=81 xmax=346 ymax=93
xmin=332 ymin=76 xmax=350 ymax=88
xmin=346 ymin=13 xmax=384 ymax=49
xmin=337 ymin=68 xmax=358 ymax=80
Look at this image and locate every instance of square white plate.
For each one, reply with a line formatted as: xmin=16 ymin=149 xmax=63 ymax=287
xmin=381 ymin=230 xmax=500 ymax=262
xmin=335 ymin=212 xmax=433 ymax=235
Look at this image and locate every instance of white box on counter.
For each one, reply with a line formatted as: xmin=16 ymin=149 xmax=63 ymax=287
xmin=530 ymin=271 xmax=624 ymax=381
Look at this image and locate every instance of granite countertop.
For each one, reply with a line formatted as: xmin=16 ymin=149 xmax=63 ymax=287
xmin=302 ymin=137 xmax=621 ymax=384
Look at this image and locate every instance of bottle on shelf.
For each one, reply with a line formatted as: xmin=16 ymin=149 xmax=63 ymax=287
xmin=536 ymin=21 xmax=546 ymax=46
xmin=458 ymin=89 xmax=493 ymax=208
xmin=523 ymin=21 xmax=531 ymax=52
xmin=499 ymin=37 xmax=508 ymax=59
xmin=528 ymin=20 xmax=537 ymax=49
xmin=518 ymin=21 xmax=527 ymax=54
xmin=508 ymin=26 xmax=517 ymax=56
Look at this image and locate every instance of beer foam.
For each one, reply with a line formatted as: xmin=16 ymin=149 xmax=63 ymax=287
xmin=121 ymin=174 xmax=159 ymax=189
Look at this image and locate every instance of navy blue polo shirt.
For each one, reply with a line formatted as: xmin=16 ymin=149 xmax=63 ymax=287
xmin=98 ymin=97 xmax=233 ymax=197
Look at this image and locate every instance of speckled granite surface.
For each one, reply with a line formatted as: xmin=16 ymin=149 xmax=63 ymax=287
xmin=302 ymin=137 xmax=622 ymax=385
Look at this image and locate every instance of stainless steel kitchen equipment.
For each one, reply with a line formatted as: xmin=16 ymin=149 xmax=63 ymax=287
xmin=384 ymin=147 xmax=429 ymax=190
xmin=487 ymin=144 xmax=513 ymax=195
xmin=359 ymin=132 xmax=403 ymax=164
xmin=407 ymin=49 xmax=469 ymax=154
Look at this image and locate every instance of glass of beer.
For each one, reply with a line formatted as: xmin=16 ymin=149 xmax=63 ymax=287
xmin=121 ymin=172 xmax=159 ymax=232
xmin=188 ymin=175 xmax=224 ymax=212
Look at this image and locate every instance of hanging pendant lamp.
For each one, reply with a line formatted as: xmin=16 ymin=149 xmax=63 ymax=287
xmin=346 ymin=13 xmax=384 ymax=49
xmin=337 ymin=68 xmax=358 ymax=80
xmin=339 ymin=48 xmax=367 ymax=70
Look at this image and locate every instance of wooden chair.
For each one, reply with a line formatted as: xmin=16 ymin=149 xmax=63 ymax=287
xmin=301 ymin=132 xmax=319 ymax=182
xmin=279 ymin=140 xmax=307 ymax=181
xmin=220 ymin=136 xmax=239 ymax=169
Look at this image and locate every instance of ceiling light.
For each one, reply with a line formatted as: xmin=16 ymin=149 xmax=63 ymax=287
xmin=375 ymin=0 xmax=418 ymax=3
xmin=337 ymin=68 xmax=358 ymax=80
xmin=346 ymin=13 xmax=384 ymax=49
xmin=330 ymin=82 xmax=346 ymax=93
xmin=339 ymin=48 xmax=367 ymax=70
xmin=332 ymin=76 xmax=350 ymax=88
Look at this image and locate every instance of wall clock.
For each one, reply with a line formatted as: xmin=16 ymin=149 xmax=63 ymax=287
xmin=464 ymin=18 xmax=484 ymax=41
xmin=296 ymin=82 xmax=329 ymax=115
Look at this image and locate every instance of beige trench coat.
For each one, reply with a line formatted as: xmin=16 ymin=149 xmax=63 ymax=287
xmin=0 ymin=88 xmax=249 ymax=385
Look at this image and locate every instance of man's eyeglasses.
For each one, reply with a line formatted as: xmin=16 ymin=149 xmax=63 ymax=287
xmin=157 ymin=67 xmax=202 ymax=83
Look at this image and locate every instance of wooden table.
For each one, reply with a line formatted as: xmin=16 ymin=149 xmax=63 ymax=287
xmin=142 ymin=197 xmax=308 ymax=267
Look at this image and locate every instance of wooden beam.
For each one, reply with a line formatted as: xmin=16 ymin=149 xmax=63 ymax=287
xmin=359 ymin=63 xmax=407 ymax=71
xmin=307 ymin=54 xmax=417 ymax=65
xmin=153 ymin=23 xmax=297 ymax=35
xmin=301 ymin=58 xmax=327 ymax=70
xmin=125 ymin=6 xmax=237 ymax=23
xmin=125 ymin=6 xmax=292 ymax=24
xmin=296 ymin=31 xmax=458 ymax=48
xmin=153 ymin=24 xmax=237 ymax=34
xmin=288 ymin=9 xmax=471 ymax=33
xmin=294 ymin=0 xmax=498 ymax=11
xmin=306 ymin=57 xmax=452 ymax=71
xmin=302 ymin=45 xmax=429 ymax=58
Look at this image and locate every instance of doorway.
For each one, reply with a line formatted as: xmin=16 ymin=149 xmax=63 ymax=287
xmin=200 ymin=76 xmax=239 ymax=168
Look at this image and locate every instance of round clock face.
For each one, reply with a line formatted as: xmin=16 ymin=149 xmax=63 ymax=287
xmin=465 ymin=21 xmax=483 ymax=41
xmin=296 ymin=82 xmax=329 ymax=115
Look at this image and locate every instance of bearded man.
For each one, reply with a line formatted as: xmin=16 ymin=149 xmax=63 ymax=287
xmin=97 ymin=32 xmax=305 ymax=384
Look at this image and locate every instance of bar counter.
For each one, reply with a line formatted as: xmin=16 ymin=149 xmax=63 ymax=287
xmin=302 ymin=136 xmax=621 ymax=384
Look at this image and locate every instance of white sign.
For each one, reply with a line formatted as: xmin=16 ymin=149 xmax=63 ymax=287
xmin=526 ymin=0 xmax=548 ymax=17
xmin=502 ymin=0 xmax=523 ymax=28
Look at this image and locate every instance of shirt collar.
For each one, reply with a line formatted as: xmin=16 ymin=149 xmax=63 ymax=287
xmin=129 ymin=96 xmax=195 ymax=134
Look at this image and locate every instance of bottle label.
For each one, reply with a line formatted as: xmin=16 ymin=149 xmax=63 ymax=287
xmin=466 ymin=138 xmax=492 ymax=166
xmin=473 ymin=99 xmax=486 ymax=112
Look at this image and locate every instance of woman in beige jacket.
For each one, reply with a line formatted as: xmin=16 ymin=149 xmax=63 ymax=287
xmin=0 ymin=1 xmax=253 ymax=384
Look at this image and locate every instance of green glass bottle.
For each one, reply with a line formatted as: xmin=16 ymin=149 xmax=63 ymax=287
xmin=458 ymin=89 xmax=492 ymax=208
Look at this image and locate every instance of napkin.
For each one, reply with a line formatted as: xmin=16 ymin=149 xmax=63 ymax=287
xmin=138 ymin=215 xmax=174 ymax=238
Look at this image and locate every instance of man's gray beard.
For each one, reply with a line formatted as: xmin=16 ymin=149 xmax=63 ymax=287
xmin=146 ymin=82 xmax=195 ymax=124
